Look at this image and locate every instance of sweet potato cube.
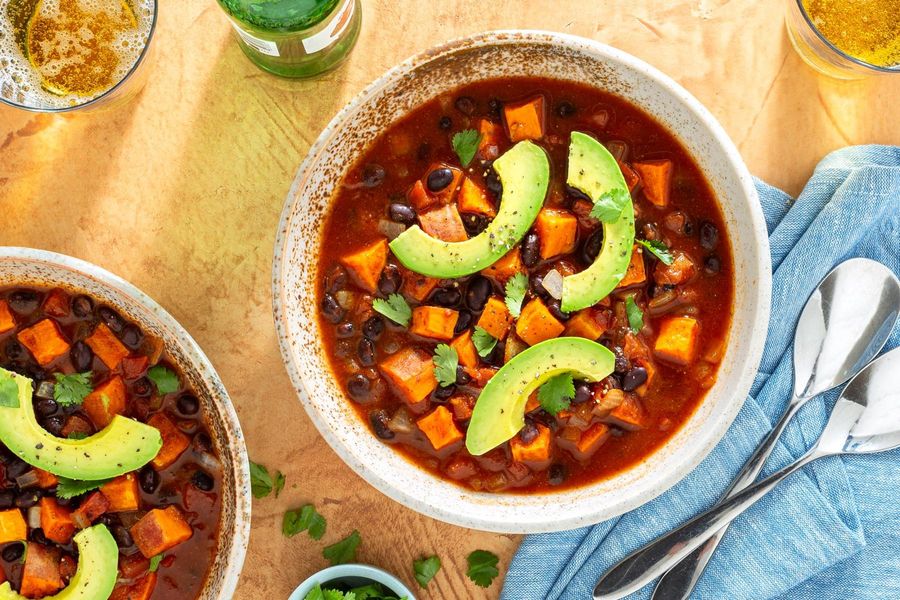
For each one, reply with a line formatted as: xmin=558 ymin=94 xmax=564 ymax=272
xmin=410 ymin=306 xmax=458 ymax=341
xmin=654 ymin=316 xmax=700 ymax=365
xmin=458 ymin=177 xmax=496 ymax=217
xmin=20 ymin=543 xmax=62 ymax=598
xmin=617 ymin=246 xmax=647 ymax=288
xmin=101 ymin=474 xmax=141 ymax=513
xmin=71 ymin=492 xmax=110 ymax=529
xmin=524 ymin=391 xmax=540 ymax=414
xmin=83 ymin=376 xmax=127 ymax=429
xmin=463 ymin=366 xmax=497 ymax=388
xmin=633 ymin=160 xmax=673 ymax=207
xmin=503 ymin=95 xmax=546 ymax=142
xmin=481 ymin=249 xmax=522 ymax=284
xmin=111 ymin=573 xmax=158 ymax=600
xmin=654 ymin=252 xmax=697 ymax=286
xmin=401 ymin=269 xmax=440 ymax=302
xmin=34 ymin=469 xmax=58 ymax=489
xmin=121 ymin=355 xmax=150 ymax=380
xmin=17 ymin=319 xmax=70 ymax=366
xmin=379 ymin=348 xmax=437 ymax=406
xmin=148 ymin=413 xmax=191 ymax=470
xmin=476 ymin=297 xmax=513 ymax=340
xmin=40 ymin=498 xmax=75 ymax=545
xmin=606 ymin=394 xmax=649 ymax=431
xmin=407 ymin=179 xmax=434 ymax=211
xmin=130 ymin=506 xmax=193 ymax=558
xmin=86 ymin=322 xmax=129 ymax=369
xmin=576 ymin=423 xmax=611 ymax=458
xmin=509 ymin=424 xmax=552 ymax=463
xmin=421 ymin=163 xmax=463 ymax=204
xmin=477 ymin=118 xmax=505 ymax=161
xmin=0 ymin=509 xmax=27 ymax=544
xmin=0 ymin=301 xmax=16 ymax=334
xmin=41 ymin=289 xmax=70 ymax=318
xmin=450 ymin=330 xmax=479 ymax=369
xmin=534 ymin=209 xmax=578 ymax=259
xmin=564 ymin=309 xmax=609 ymax=340
xmin=419 ymin=204 xmax=468 ymax=242
xmin=516 ymin=299 xmax=565 ymax=346
xmin=416 ymin=405 xmax=463 ymax=451
xmin=618 ymin=160 xmax=641 ymax=193
xmin=339 ymin=239 xmax=388 ymax=294
xmin=448 ymin=395 xmax=475 ymax=422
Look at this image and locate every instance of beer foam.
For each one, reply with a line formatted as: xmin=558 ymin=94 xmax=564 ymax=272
xmin=0 ymin=0 xmax=155 ymax=109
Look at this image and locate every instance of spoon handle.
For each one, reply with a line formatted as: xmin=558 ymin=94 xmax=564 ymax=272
xmin=593 ymin=447 xmax=824 ymax=600
xmin=651 ymin=400 xmax=804 ymax=600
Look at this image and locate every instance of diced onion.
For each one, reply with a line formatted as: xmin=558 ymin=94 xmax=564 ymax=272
xmin=388 ymin=407 xmax=414 ymax=434
xmin=15 ymin=470 xmax=40 ymax=489
xmin=377 ymin=219 xmax=407 ymax=241
xmin=334 ymin=290 xmax=356 ymax=311
xmin=27 ymin=505 xmax=41 ymax=529
xmin=195 ymin=451 xmax=221 ymax=473
xmin=35 ymin=381 xmax=55 ymax=400
xmin=541 ymin=269 xmax=564 ymax=300
xmin=605 ymin=140 xmax=629 ymax=161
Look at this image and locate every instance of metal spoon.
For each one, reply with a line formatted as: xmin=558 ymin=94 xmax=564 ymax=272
xmin=594 ymin=346 xmax=900 ymax=599
xmin=648 ymin=258 xmax=900 ymax=600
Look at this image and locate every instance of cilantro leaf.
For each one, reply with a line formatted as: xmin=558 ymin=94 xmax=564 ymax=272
xmin=149 ymin=554 xmax=163 ymax=573
xmin=323 ymin=590 xmax=351 ymax=600
xmin=283 ymin=504 xmax=327 ymax=540
xmin=323 ymin=530 xmax=361 ymax=566
xmin=451 ymin=129 xmax=482 ymax=167
xmin=432 ymin=344 xmax=458 ymax=388
xmin=413 ymin=555 xmax=442 ymax=588
xmin=249 ymin=460 xmax=274 ymax=499
xmin=372 ymin=294 xmax=412 ymax=327
xmin=537 ymin=373 xmax=575 ymax=416
xmin=303 ymin=585 xmax=326 ymax=600
xmin=0 ymin=372 xmax=19 ymax=408
xmin=588 ymin=187 xmax=630 ymax=223
xmin=56 ymin=477 xmax=111 ymax=500
xmin=636 ymin=238 xmax=674 ymax=265
xmin=67 ymin=432 xmax=89 ymax=440
xmin=349 ymin=584 xmax=390 ymax=600
xmin=626 ymin=295 xmax=644 ymax=333
xmin=147 ymin=365 xmax=179 ymax=395
xmin=53 ymin=372 xmax=92 ymax=407
xmin=466 ymin=549 xmax=500 ymax=588
xmin=274 ymin=471 xmax=286 ymax=498
xmin=504 ymin=273 xmax=528 ymax=318
xmin=472 ymin=327 xmax=498 ymax=358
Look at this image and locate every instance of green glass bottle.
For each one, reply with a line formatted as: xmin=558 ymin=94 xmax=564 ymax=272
xmin=216 ymin=0 xmax=361 ymax=78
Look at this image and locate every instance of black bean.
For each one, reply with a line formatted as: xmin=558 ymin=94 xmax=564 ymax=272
xmin=485 ymin=343 xmax=506 ymax=368
xmin=454 ymin=311 xmax=473 ymax=335
xmin=461 ymin=213 xmax=488 ymax=236
xmin=177 ymin=394 xmax=200 ymax=415
xmin=325 ymin=265 xmax=348 ymax=293
xmin=426 ymin=168 xmax=454 ymax=193
xmin=98 ymin=306 xmax=124 ymax=333
xmin=133 ymin=377 xmax=152 ymax=397
xmin=193 ymin=432 xmax=214 ymax=453
xmin=456 ymin=365 xmax=472 ymax=386
xmin=519 ymin=423 xmax=539 ymax=444
xmin=336 ymin=322 xmax=355 ymax=338
xmin=112 ymin=525 xmax=134 ymax=549
xmin=581 ymin=229 xmax=604 ymax=264
xmin=29 ymin=529 xmax=48 ymax=544
xmin=699 ymin=221 xmax=719 ymax=250
xmin=139 ymin=466 xmax=160 ymax=494
xmin=357 ymin=338 xmax=376 ymax=367
xmin=2 ymin=543 xmax=24 ymax=562
xmin=683 ymin=220 xmax=695 ymax=236
xmin=70 ymin=341 xmax=93 ymax=372
xmin=530 ymin=273 xmax=550 ymax=300
xmin=4 ymin=340 xmax=23 ymax=360
xmin=41 ymin=416 xmax=64 ymax=437
xmin=347 ymin=374 xmax=371 ymax=401
xmin=35 ymin=398 xmax=58 ymax=417
xmin=361 ymin=164 xmax=386 ymax=188
xmin=378 ymin=264 xmax=403 ymax=296
xmin=0 ymin=491 xmax=14 ymax=510
xmin=5 ymin=459 xmax=29 ymax=479
xmin=191 ymin=470 xmax=215 ymax=492
xmin=388 ymin=202 xmax=416 ymax=226
xmin=487 ymin=98 xmax=502 ymax=116
xmin=321 ymin=293 xmax=345 ymax=324
xmin=369 ymin=410 xmax=395 ymax=440
xmin=120 ymin=324 xmax=143 ymax=349
xmin=430 ymin=286 xmax=461 ymax=307
xmin=521 ymin=232 xmax=540 ymax=267
xmin=547 ymin=300 xmax=570 ymax=322
xmin=556 ymin=101 xmax=576 ymax=117
xmin=438 ymin=116 xmax=452 ymax=130
xmin=485 ymin=168 xmax=502 ymax=198
xmin=432 ymin=385 xmax=455 ymax=401
xmin=454 ymin=96 xmax=476 ymax=116
xmin=611 ymin=346 xmax=630 ymax=374
xmin=14 ymin=490 xmax=40 ymax=509
xmin=97 ymin=514 xmax=117 ymax=528
xmin=71 ymin=295 xmax=94 ymax=318
xmin=704 ymin=255 xmax=721 ymax=274
xmin=362 ymin=316 xmax=385 ymax=340
xmin=565 ymin=185 xmax=592 ymax=203
xmin=622 ymin=367 xmax=648 ymax=392
xmin=465 ymin=276 xmax=491 ymax=311
xmin=8 ymin=290 xmax=39 ymax=315
xmin=573 ymin=382 xmax=592 ymax=404
xmin=548 ymin=464 xmax=567 ymax=486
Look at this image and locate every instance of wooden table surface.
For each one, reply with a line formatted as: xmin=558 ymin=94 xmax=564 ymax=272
xmin=1 ymin=0 xmax=897 ymax=598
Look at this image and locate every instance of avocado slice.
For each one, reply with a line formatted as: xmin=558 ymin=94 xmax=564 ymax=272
xmin=0 ymin=525 xmax=118 ymax=600
xmin=390 ymin=140 xmax=550 ymax=278
xmin=561 ymin=132 xmax=635 ymax=312
xmin=465 ymin=337 xmax=615 ymax=455
xmin=0 ymin=368 xmax=162 ymax=481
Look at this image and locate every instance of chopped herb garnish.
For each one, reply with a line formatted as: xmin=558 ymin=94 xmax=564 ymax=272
xmin=372 ymin=294 xmax=412 ymax=327
xmin=472 ymin=327 xmax=498 ymax=358
xmin=323 ymin=530 xmax=361 ymax=566
xmin=282 ymin=504 xmax=327 ymax=540
xmin=53 ymin=372 xmax=93 ymax=407
xmin=537 ymin=373 xmax=575 ymax=416
xmin=67 ymin=432 xmax=89 ymax=440
xmin=147 ymin=366 xmax=179 ymax=395
xmin=413 ymin=555 xmax=442 ymax=588
xmin=56 ymin=477 xmax=111 ymax=500
xmin=466 ymin=549 xmax=500 ymax=588
xmin=588 ymin=187 xmax=630 ymax=223
xmin=432 ymin=344 xmax=458 ymax=388
xmin=249 ymin=460 xmax=275 ymax=499
xmin=451 ymin=129 xmax=482 ymax=167
xmin=149 ymin=554 xmax=163 ymax=573
xmin=625 ymin=295 xmax=644 ymax=333
xmin=304 ymin=582 xmax=404 ymax=600
xmin=504 ymin=272 xmax=528 ymax=318
xmin=0 ymin=372 xmax=20 ymax=408
xmin=636 ymin=239 xmax=674 ymax=265
xmin=274 ymin=471 xmax=286 ymax=498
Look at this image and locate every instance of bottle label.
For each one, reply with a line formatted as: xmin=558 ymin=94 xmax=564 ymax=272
xmin=302 ymin=0 xmax=355 ymax=54
xmin=233 ymin=26 xmax=280 ymax=57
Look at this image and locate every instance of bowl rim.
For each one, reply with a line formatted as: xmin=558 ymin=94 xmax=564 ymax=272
xmin=273 ymin=29 xmax=771 ymax=532
xmin=0 ymin=246 xmax=252 ymax=598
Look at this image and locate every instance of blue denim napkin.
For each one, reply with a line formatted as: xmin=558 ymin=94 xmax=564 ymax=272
xmin=501 ymin=146 xmax=900 ymax=600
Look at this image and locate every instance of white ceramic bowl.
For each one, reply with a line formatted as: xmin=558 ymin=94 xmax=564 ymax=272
xmin=273 ymin=31 xmax=771 ymax=533
xmin=0 ymin=247 xmax=251 ymax=598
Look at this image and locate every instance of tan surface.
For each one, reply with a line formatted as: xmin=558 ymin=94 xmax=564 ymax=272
xmin=1 ymin=0 xmax=898 ymax=598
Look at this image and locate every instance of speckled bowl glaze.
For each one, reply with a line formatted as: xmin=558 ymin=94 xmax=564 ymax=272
xmin=0 ymin=248 xmax=251 ymax=597
xmin=273 ymin=31 xmax=771 ymax=533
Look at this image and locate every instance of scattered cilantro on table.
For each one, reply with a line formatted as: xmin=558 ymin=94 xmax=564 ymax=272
xmin=636 ymin=238 xmax=674 ymax=265
xmin=625 ymin=295 xmax=644 ymax=333
xmin=451 ymin=129 xmax=482 ymax=167
xmin=273 ymin=471 xmax=286 ymax=498
xmin=466 ymin=549 xmax=500 ymax=588
xmin=472 ymin=326 xmax=498 ymax=358
xmin=504 ymin=273 xmax=528 ymax=318
xmin=249 ymin=460 xmax=283 ymax=499
xmin=588 ymin=187 xmax=630 ymax=223
xmin=413 ymin=555 xmax=442 ymax=588
xmin=372 ymin=294 xmax=412 ymax=327
xmin=283 ymin=504 xmax=327 ymax=541
xmin=53 ymin=372 xmax=93 ymax=407
xmin=147 ymin=365 xmax=179 ymax=395
xmin=432 ymin=344 xmax=458 ymax=388
xmin=56 ymin=477 xmax=111 ymax=500
xmin=537 ymin=373 xmax=575 ymax=416
xmin=323 ymin=530 xmax=362 ymax=566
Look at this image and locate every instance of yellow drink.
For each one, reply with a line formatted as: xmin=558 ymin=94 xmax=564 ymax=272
xmin=802 ymin=0 xmax=900 ymax=67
